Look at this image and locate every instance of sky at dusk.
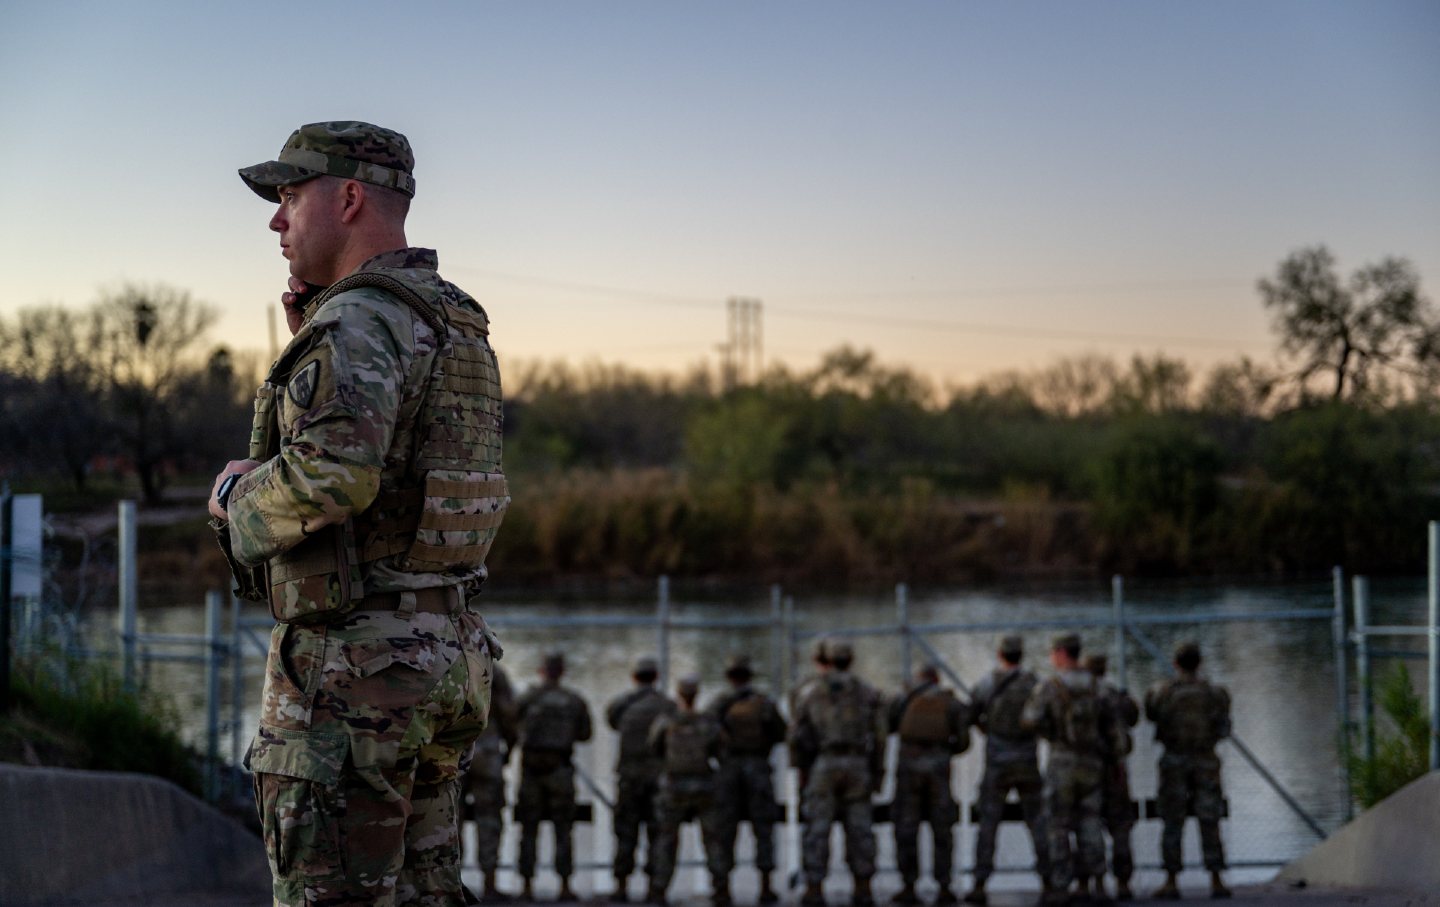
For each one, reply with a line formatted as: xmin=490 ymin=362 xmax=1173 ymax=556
xmin=1 ymin=1 xmax=1437 ymax=386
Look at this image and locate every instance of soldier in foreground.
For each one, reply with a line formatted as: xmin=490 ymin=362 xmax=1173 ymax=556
xmin=1083 ymin=654 xmax=1139 ymax=901
xmin=789 ymin=641 xmax=887 ymax=907
xmin=1145 ymin=642 xmax=1232 ymax=901
xmin=515 ymin=652 xmax=594 ymax=901
xmin=607 ymin=656 xmax=677 ymax=902
xmin=213 ymin=121 xmax=507 ymax=906
xmin=466 ymin=664 xmax=518 ymax=899
xmin=888 ymin=663 xmax=970 ymax=905
xmin=648 ymin=674 xmax=731 ymax=905
xmin=707 ymin=654 xmax=788 ymax=904
xmin=1022 ymin=634 xmax=1117 ymax=905
xmin=964 ymin=636 xmax=1049 ymax=905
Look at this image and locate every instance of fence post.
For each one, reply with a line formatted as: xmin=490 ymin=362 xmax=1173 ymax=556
xmin=770 ymin=585 xmax=783 ymax=694
xmin=1331 ymin=565 xmax=1351 ymax=819
xmin=205 ymin=590 xmax=223 ymax=803
xmin=657 ymin=575 xmax=671 ymax=691
xmin=1112 ymin=575 xmax=1127 ymax=688
xmin=118 ymin=500 xmax=139 ymax=692
xmin=1429 ymin=521 xmax=1439 ymax=772
xmin=1352 ymin=576 xmax=1373 ymax=767
xmin=230 ymin=592 xmax=245 ymax=801
xmin=897 ymin=582 xmax=911 ymax=685
xmin=783 ymin=594 xmax=796 ymax=700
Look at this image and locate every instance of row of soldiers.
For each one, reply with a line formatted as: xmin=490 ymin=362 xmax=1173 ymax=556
xmin=464 ymin=634 xmax=1231 ymax=906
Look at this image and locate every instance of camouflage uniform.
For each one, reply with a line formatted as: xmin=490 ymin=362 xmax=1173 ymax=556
xmin=648 ymin=700 xmax=731 ymax=898
xmin=1093 ymin=678 xmax=1139 ymax=888
xmin=1021 ymin=665 xmax=1120 ymax=896
xmin=607 ymin=675 xmax=677 ymax=888
xmin=465 ymin=666 xmax=518 ymax=885
xmin=1144 ymin=671 xmax=1231 ymax=874
xmin=788 ymin=667 xmax=887 ymax=895
xmin=888 ymin=677 xmax=969 ymax=895
xmin=228 ymin=123 xmax=506 ymax=907
xmin=706 ymin=681 xmax=787 ymax=882
xmin=515 ymin=677 xmax=594 ymax=884
xmin=967 ymin=666 xmax=1049 ymax=891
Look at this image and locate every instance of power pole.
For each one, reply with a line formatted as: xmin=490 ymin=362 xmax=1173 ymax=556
xmin=724 ymin=297 xmax=763 ymax=390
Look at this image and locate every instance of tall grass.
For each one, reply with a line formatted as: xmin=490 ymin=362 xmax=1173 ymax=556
xmin=1347 ymin=662 xmax=1431 ymax=809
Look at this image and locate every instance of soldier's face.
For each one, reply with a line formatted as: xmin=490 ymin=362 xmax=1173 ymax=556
xmin=270 ymin=178 xmax=343 ymax=285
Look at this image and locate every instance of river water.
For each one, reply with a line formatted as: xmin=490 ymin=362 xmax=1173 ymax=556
xmin=101 ymin=575 xmax=1431 ymax=896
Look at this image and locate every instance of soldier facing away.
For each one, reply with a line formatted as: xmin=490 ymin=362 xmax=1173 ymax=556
xmin=515 ymin=652 xmax=594 ymax=901
xmin=1022 ymin=634 xmax=1123 ymax=906
xmin=888 ymin=663 xmax=971 ymax=905
xmin=648 ymin=674 xmax=732 ymax=905
xmin=964 ymin=635 xmax=1050 ymax=906
xmin=214 ymin=120 xmax=508 ymax=907
xmin=707 ymin=654 xmax=788 ymax=904
xmin=465 ymin=664 xmax=518 ymax=899
xmin=1144 ymin=641 xmax=1232 ymax=901
xmin=789 ymin=640 xmax=887 ymax=907
xmin=1083 ymin=654 xmax=1139 ymax=902
xmin=607 ymin=655 xmax=677 ymax=902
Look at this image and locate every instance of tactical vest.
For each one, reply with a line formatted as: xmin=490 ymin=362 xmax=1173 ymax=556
xmin=811 ymin=675 xmax=875 ymax=751
xmin=523 ymin=686 xmax=581 ymax=753
xmin=1053 ymin=675 xmax=1101 ymax=752
xmin=986 ymin=669 xmax=1038 ymax=741
xmin=722 ymin=691 xmax=773 ymax=753
xmin=898 ymin=687 xmax=954 ymax=746
xmin=248 ymin=267 xmax=508 ymax=623
xmin=664 ymin=714 xmax=715 ymax=776
xmin=617 ymin=689 xmax=671 ymax=762
xmin=1156 ymin=679 xmax=1222 ymax=753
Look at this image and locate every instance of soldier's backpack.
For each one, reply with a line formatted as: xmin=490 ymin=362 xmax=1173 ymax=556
xmin=664 ymin=714 xmax=715 ymax=776
xmin=523 ymin=686 xmax=580 ymax=753
xmin=811 ymin=675 xmax=875 ymax=750
xmin=617 ymin=690 xmax=671 ymax=761
xmin=898 ymin=687 xmax=954 ymax=746
xmin=722 ymin=691 xmax=774 ymax=752
xmin=1159 ymin=679 xmax=1221 ymax=752
xmin=985 ymin=669 xmax=1038 ymax=740
xmin=1053 ymin=675 xmax=1101 ymax=751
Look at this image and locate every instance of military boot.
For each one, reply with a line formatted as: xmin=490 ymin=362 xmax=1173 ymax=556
xmin=558 ymin=880 xmax=577 ymax=902
xmin=758 ymin=874 xmax=779 ymax=905
xmin=961 ymin=883 xmax=988 ymax=906
xmin=1151 ymin=873 xmax=1181 ymax=900
xmin=802 ymin=881 xmax=825 ymax=906
xmin=713 ymin=878 xmax=732 ymax=907
xmin=1209 ymin=871 xmax=1231 ymax=900
xmin=894 ymin=882 xmax=919 ymax=905
xmin=522 ymin=878 xmax=536 ymax=902
xmin=1114 ymin=878 xmax=1133 ymax=902
xmin=853 ymin=877 xmax=875 ymax=907
xmin=645 ymin=883 xmax=668 ymax=905
xmin=935 ymin=883 xmax=958 ymax=905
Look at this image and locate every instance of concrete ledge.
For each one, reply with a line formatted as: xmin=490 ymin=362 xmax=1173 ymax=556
xmin=1276 ymin=769 xmax=1440 ymax=892
xmin=0 ymin=764 xmax=270 ymax=906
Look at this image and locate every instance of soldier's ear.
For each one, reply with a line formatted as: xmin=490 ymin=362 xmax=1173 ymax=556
xmin=338 ymin=179 xmax=365 ymax=224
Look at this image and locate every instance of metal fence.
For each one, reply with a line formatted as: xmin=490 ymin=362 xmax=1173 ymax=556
xmin=8 ymin=500 xmax=1440 ymax=896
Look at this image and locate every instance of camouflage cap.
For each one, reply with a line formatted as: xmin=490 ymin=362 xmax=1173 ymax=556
xmin=676 ymin=673 xmax=701 ymax=698
xmin=1051 ymin=632 xmax=1082 ymax=653
xmin=726 ymin=653 xmax=753 ymax=674
xmin=997 ymin=634 xmax=1024 ymax=657
xmin=826 ymin=640 xmax=854 ymax=664
xmin=1173 ymin=640 xmax=1202 ymax=662
xmin=239 ymin=121 xmax=416 ymax=203
xmin=633 ymin=655 xmax=659 ymax=676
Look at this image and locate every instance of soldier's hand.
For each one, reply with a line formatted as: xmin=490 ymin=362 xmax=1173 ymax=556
xmin=281 ymin=277 xmax=318 ymax=336
xmin=209 ymin=459 xmax=261 ymax=521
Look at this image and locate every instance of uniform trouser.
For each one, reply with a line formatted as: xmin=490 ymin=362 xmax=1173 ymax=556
xmin=971 ymin=758 xmax=1048 ymax=884
xmin=892 ymin=749 xmax=958 ymax=887
xmin=464 ymin=755 xmax=506 ymax=874
xmin=651 ymin=776 xmax=732 ymax=891
xmin=1042 ymin=752 xmax=1105 ymax=893
xmin=801 ymin=754 xmax=877 ymax=885
xmin=247 ymin=608 xmax=493 ymax=907
xmin=1158 ymin=751 xmax=1225 ymax=873
xmin=613 ymin=769 xmax=662 ymax=880
xmin=516 ymin=757 xmax=578 ymax=878
xmin=1098 ymin=760 xmax=1134 ymax=882
xmin=716 ymin=753 xmax=781 ymax=874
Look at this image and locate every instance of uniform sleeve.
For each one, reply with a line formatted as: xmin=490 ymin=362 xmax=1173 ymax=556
xmin=949 ymin=697 xmax=972 ymax=755
xmin=606 ymin=694 xmax=628 ymax=730
xmin=764 ymin=697 xmax=788 ymax=746
xmin=576 ymin=694 xmax=594 ymax=743
xmin=969 ymin=675 xmax=992 ymax=731
xmin=1019 ymin=683 xmax=1050 ymax=738
xmin=1213 ymin=685 xmax=1232 ymax=740
xmin=1144 ymin=682 xmax=1165 ymax=723
xmin=227 ymin=290 xmax=412 ymax=566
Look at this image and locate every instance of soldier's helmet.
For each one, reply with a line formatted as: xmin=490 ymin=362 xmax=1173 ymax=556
xmin=997 ymin=634 xmax=1024 ymax=659
xmin=239 ymin=121 xmax=417 ymax=202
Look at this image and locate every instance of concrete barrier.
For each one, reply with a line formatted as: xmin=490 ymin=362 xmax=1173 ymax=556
xmin=0 ymin=764 xmax=270 ymax=905
xmin=1276 ymin=769 xmax=1440 ymax=892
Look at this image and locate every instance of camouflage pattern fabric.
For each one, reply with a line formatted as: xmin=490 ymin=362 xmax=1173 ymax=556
xmin=707 ymin=685 xmax=786 ymax=875
xmin=464 ymin=666 xmax=516 ymax=875
xmin=240 ymin=120 xmax=417 ymax=202
xmin=245 ymin=607 xmax=493 ymax=907
xmin=1095 ymin=681 xmax=1139 ymax=883
xmin=607 ymin=686 xmax=676 ymax=882
xmin=888 ymin=681 xmax=968 ymax=888
xmin=514 ymin=681 xmax=593 ymax=880
xmin=647 ymin=710 xmax=730 ymax=892
xmin=970 ymin=759 xmax=1049 ymax=885
xmin=790 ymin=671 xmax=887 ymax=885
xmin=969 ymin=667 xmax=1040 ymax=765
xmin=1021 ymin=669 xmax=1107 ymax=892
xmin=1146 ymin=672 xmax=1230 ymax=873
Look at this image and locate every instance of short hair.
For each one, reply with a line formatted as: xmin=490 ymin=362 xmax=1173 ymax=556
xmin=1174 ymin=642 xmax=1203 ymax=672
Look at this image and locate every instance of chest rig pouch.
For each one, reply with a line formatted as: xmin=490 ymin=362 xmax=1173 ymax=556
xmin=248 ymin=269 xmax=509 ymax=624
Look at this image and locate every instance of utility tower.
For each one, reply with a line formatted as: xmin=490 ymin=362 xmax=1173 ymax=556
xmin=722 ymin=296 xmax=763 ymax=390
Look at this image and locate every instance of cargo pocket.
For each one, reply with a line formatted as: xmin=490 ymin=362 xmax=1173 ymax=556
xmin=246 ymin=725 xmax=350 ymax=883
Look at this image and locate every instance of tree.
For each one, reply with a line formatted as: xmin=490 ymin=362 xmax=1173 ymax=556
xmin=1258 ymin=246 xmax=1438 ymax=400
